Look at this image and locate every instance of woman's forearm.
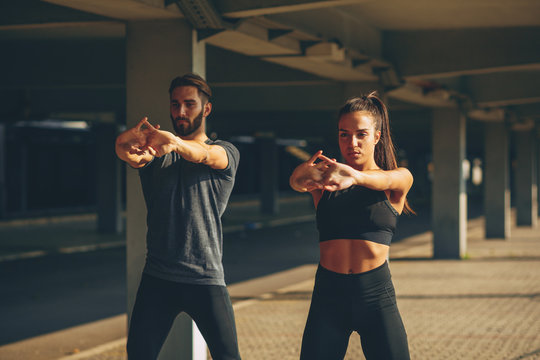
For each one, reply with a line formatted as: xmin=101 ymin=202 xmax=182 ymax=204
xmin=353 ymin=168 xmax=410 ymax=192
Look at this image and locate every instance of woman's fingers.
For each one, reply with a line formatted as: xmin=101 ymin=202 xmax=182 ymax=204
xmin=314 ymin=161 xmax=330 ymax=171
xmin=305 ymin=180 xmax=323 ymax=190
xmin=307 ymin=150 xmax=323 ymax=165
xmin=317 ymin=154 xmax=336 ymax=163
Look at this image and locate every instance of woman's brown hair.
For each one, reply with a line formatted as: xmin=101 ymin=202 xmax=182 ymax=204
xmin=338 ymin=92 xmax=415 ymax=215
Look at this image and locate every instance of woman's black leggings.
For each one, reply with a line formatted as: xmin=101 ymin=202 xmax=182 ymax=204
xmin=127 ymin=273 xmax=241 ymax=360
xmin=300 ymin=262 xmax=410 ymax=360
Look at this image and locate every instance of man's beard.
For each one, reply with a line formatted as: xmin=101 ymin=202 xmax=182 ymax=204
xmin=171 ymin=110 xmax=203 ymax=136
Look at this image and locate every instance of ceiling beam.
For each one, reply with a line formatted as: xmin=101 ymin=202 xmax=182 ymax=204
xmin=384 ymin=27 xmax=540 ymax=79
xmin=215 ymin=0 xmax=367 ymax=18
xmin=467 ymin=108 xmax=505 ymax=122
xmin=206 ymin=45 xmax=325 ymax=83
xmin=263 ymin=56 xmax=377 ymax=81
xmin=463 ymin=71 xmax=540 ymax=108
xmin=42 ymin=0 xmax=182 ymax=20
xmin=204 ymin=20 xmax=302 ymax=56
xmin=204 ymin=19 xmax=379 ymax=82
xmin=268 ymin=7 xmax=382 ymax=59
xmin=386 ymin=82 xmax=457 ymax=108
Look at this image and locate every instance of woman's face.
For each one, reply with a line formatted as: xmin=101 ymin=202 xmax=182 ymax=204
xmin=338 ymin=111 xmax=381 ymax=169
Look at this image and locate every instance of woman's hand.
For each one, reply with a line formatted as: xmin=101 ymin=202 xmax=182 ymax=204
xmin=289 ymin=150 xmax=329 ymax=192
xmin=317 ymin=155 xmax=359 ymax=191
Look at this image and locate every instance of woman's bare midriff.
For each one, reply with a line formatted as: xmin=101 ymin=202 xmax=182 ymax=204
xmin=319 ymin=239 xmax=389 ymax=274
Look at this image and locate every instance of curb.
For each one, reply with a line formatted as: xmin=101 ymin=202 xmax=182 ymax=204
xmin=56 ymin=339 xmax=127 ymax=360
xmin=0 ymin=241 xmax=125 ymax=263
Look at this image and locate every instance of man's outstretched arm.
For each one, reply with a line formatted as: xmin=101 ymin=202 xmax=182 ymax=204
xmin=143 ymin=120 xmax=229 ymax=170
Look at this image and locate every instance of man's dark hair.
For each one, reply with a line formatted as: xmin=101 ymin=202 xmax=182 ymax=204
xmin=169 ymin=73 xmax=212 ymax=103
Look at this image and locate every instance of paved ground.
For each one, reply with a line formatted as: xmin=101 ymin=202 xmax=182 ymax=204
xmin=232 ymin=222 xmax=540 ymax=360
xmin=47 ymin=219 xmax=540 ymax=359
xmin=1 ymin=197 xmax=539 ymax=360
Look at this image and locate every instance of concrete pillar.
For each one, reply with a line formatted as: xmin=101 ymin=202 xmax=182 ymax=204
xmin=95 ymin=122 xmax=122 ymax=233
xmin=126 ymin=21 xmax=206 ymax=359
xmin=258 ymin=135 xmax=279 ymax=214
xmin=537 ymin=128 xmax=540 ymax=217
xmin=514 ymin=128 xmax=538 ymax=227
xmin=432 ymin=109 xmax=467 ymax=259
xmin=19 ymin=143 xmax=28 ymax=213
xmin=484 ymin=121 xmax=511 ymax=239
xmin=0 ymin=125 xmax=5 ymax=219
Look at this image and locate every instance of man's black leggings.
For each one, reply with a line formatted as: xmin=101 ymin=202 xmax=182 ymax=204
xmin=300 ymin=262 xmax=410 ymax=360
xmin=127 ymin=273 xmax=241 ymax=360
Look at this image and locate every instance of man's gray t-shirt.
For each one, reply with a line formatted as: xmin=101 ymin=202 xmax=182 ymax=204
xmin=138 ymin=139 xmax=239 ymax=286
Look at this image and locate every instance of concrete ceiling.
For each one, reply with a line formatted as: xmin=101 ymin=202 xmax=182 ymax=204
xmin=337 ymin=0 xmax=540 ymax=30
xmin=1 ymin=0 xmax=540 ymax=121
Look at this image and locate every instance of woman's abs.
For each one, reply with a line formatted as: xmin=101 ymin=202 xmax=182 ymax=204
xmin=319 ymin=239 xmax=389 ymax=274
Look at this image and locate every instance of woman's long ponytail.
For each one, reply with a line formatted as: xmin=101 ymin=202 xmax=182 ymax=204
xmin=338 ymin=92 xmax=415 ymax=215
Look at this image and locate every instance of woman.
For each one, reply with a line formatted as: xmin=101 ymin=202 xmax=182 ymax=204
xmin=290 ymin=92 xmax=413 ymax=359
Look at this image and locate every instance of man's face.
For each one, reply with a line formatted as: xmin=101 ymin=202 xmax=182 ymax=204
xmin=169 ymin=86 xmax=209 ymax=137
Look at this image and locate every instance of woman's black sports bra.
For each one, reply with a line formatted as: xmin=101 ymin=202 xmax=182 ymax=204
xmin=316 ymin=186 xmax=399 ymax=246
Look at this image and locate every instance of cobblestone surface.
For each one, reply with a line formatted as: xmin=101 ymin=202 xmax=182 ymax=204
xmin=66 ymin=225 xmax=540 ymax=360
xmin=231 ymin=257 xmax=540 ymax=359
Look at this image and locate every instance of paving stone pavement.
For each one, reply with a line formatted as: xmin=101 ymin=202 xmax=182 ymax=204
xmin=65 ymin=221 xmax=540 ymax=360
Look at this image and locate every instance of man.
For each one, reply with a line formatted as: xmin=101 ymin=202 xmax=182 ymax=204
xmin=115 ymin=73 xmax=241 ymax=360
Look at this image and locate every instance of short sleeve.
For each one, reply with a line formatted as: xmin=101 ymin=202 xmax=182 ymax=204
xmin=214 ymin=140 xmax=240 ymax=179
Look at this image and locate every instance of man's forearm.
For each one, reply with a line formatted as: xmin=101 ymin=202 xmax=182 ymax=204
xmin=174 ymin=138 xmax=209 ymax=164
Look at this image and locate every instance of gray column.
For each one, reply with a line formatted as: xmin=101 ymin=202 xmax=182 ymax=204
xmin=514 ymin=129 xmax=538 ymax=227
xmin=258 ymin=135 xmax=279 ymax=214
xmin=484 ymin=121 xmax=510 ymax=239
xmin=19 ymin=143 xmax=28 ymax=213
xmin=126 ymin=21 xmax=207 ymax=359
xmin=537 ymin=127 xmax=540 ymax=217
xmin=0 ymin=125 xmax=5 ymax=219
xmin=432 ymin=109 xmax=467 ymax=259
xmin=95 ymin=122 xmax=122 ymax=233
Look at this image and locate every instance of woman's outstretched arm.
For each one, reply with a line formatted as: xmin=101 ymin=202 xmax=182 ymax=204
xmin=317 ymin=155 xmax=413 ymax=212
xmin=289 ymin=150 xmax=327 ymax=193
xmin=290 ymin=151 xmax=332 ymax=207
xmin=318 ymin=154 xmax=412 ymax=193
